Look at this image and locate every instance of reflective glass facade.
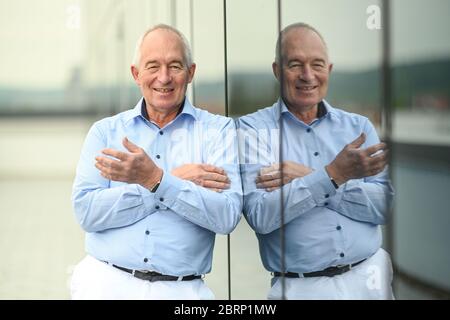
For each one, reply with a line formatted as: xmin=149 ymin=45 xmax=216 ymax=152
xmin=0 ymin=0 xmax=448 ymax=299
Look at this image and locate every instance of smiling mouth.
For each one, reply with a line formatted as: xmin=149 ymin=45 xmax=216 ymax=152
xmin=154 ymin=88 xmax=174 ymax=93
xmin=296 ymin=85 xmax=318 ymax=92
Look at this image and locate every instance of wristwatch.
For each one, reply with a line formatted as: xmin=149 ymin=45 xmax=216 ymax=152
xmin=330 ymin=177 xmax=339 ymax=189
xmin=150 ymin=180 xmax=161 ymax=193
xmin=149 ymin=170 xmax=163 ymax=193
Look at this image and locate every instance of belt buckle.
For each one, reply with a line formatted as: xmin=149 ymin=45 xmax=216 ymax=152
xmin=132 ymin=269 xmax=159 ymax=281
xmin=336 ymin=263 xmax=352 ymax=269
xmin=334 ymin=264 xmax=350 ymax=276
xmin=132 ymin=270 xmax=160 ymax=280
xmin=132 ymin=269 xmax=153 ymax=277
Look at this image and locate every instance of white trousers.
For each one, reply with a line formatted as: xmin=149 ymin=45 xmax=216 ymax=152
xmin=70 ymin=255 xmax=215 ymax=300
xmin=268 ymin=248 xmax=395 ymax=300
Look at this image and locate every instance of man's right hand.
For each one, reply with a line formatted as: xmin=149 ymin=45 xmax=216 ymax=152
xmin=326 ymin=133 xmax=388 ymax=186
xmin=171 ymin=164 xmax=230 ymax=192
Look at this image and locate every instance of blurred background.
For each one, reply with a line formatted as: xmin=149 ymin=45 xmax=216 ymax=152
xmin=0 ymin=0 xmax=449 ymax=299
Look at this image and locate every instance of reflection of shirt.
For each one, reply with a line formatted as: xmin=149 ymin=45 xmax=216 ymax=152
xmin=72 ymin=97 xmax=242 ymax=276
xmin=237 ymin=99 xmax=393 ymax=274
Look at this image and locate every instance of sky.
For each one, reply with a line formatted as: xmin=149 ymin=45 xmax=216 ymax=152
xmin=0 ymin=0 xmax=449 ymax=88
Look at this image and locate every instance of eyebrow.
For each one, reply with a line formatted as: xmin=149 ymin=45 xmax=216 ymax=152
xmin=287 ymin=58 xmax=327 ymax=64
xmin=312 ymin=58 xmax=326 ymax=64
xmin=168 ymin=60 xmax=184 ymax=66
xmin=144 ymin=60 xmax=184 ymax=67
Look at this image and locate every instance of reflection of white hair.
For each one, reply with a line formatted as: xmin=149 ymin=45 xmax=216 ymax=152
xmin=132 ymin=24 xmax=193 ymax=68
xmin=275 ymin=22 xmax=329 ymax=64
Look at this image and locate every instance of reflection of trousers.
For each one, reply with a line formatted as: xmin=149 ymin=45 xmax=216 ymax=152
xmin=268 ymin=248 xmax=394 ymax=300
xmin=70 ymin=255 xmax=215 ymax=300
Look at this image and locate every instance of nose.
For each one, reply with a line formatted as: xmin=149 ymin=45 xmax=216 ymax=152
xmin=299 ymin=65 xmax=314 ymax=82
xmin=157 ymin=66 xmax=171 ymax=84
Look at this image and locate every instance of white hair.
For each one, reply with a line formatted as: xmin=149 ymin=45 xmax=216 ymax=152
xmin=275 ymin=22 xmax=329 ymax=64
xmin=132 ymin=24 xmax=193 ymax=68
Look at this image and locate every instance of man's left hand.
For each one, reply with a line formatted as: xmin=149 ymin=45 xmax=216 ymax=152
xmin=171 ymin=163 xmax=230 ymax=192
xmin=95 ymin=137 xmax=163 ymax=190
xmin=256 ymin=161 xmax=313 ymax=192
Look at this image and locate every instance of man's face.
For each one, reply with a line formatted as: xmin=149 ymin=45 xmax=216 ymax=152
xmin=273 ymin=28 xmax=332 ymax=111
xmin=131 ymin=29 xmax=195 ymax=114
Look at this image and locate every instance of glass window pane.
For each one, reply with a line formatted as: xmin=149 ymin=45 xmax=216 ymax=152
xmin=229 ymin=0 xmax=278 ymax=299
xmin=391 ymin=0 xmax=450 ymax=298
xmin=278 ymin=0 xmax=390 ymax=300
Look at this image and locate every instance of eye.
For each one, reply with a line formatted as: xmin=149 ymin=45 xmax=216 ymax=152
xmin=169 ymin=64 xmax=183 ymax=70
xmin=146 ymin=65 xmax=159 ymax=71
xmin=312 ymin=62 xmax=325 ymax=69
xmin=288 ymin=63 xmax=302 ymax=69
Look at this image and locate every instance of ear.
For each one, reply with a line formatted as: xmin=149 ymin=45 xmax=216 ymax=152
xmin=328 ymin=63 xmax=333 ymax=74
xmin=187 ymin=63 xmax=196 ymax=83
xmin=131 ymin=65 xmax=140 ymax=85
xmin=272 ymin=62 xmax=280 ymax=81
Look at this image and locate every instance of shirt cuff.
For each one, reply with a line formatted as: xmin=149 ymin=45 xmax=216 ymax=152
xmin=138 ymin=172 xmax=185 ymax=212
xmin=302 ymin=168 xmax=337 ymax=205
xmin=152 ymin=172 xmax=185 ymax=208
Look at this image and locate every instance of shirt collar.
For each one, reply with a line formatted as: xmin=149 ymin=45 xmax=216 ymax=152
xmin=275 ymin=98 xmax=337 ymax=121
xmin=124 ymin=96 xmax=197 ymax=125
xmin=178 ymin=97 xmax=197 ymax=120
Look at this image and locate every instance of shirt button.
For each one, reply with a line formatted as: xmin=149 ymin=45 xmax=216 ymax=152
xmin=306 ymin=128 xmax=311 ymax=133
xmin=156 ymin=155 xmax=161 ymax=159
xmin=340 ymin=253 xmax=345 ymax=258
xmin=314 ymin=152 xmax=319 ymax=156
xmin=336 ymin=225 xmax=342 ymax=231
xmin=159 ymin=197 xmax=164 ymax=202
xmin=155 ymin=205 xmax=160 ymax=210
xmin=325 ymin=194 xmax=329 ymax=198
xmin=324 ymin=202 xmax=329 ymax=206
xmin=144 ymin=258 xmax=148 ymax=263
xmin=145 ymin=230 xmax=150 ymax=235
xmin=159 ymin=131 xmax=163 ymax=135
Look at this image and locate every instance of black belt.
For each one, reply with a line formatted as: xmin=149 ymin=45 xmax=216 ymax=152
xmin=107 ymin=263 xmax=201 ymax=282
xmin=273 ymin=259 xmax=366 ymax=278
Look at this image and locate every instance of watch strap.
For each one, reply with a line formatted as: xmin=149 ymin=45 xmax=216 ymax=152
xmin=330 ymin=177 xmax=339 ymax=189
xmin=150 ymin=180 xmax=161 ymax=193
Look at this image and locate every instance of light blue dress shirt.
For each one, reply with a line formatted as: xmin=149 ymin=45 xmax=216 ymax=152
xmin=72 ymin=98 xmax=242 ymax=276
xmin=237 ymin=99 xmax=394 ymax=274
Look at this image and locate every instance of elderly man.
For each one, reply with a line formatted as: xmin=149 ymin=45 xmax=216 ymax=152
xmin=71 ymin=24 xmax=242 ymax=299
xmin=238 ymin=22 xmax=394 ymax=299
